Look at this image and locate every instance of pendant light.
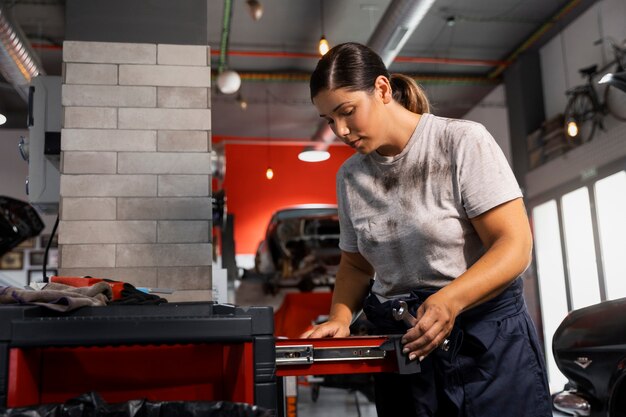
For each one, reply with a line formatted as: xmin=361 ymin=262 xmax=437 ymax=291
xmin=265 ymin=89 xmax=274 ymax=180
xmin=298 ymin=146 xmax=330 ymax=162
xmin=236 ymin=93 xmax=248 ymax=110
xmin=318 ymin=0 xmax=330 ymax=56
xmin=246 ymin=0 xmax=263 ymax=21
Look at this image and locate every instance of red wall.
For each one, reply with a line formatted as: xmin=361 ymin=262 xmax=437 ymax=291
xmin=219 ymin=143 xmax=354 ymax=255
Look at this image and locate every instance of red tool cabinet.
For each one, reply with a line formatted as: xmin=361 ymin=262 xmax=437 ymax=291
xmin=0 ymin=303 xmax=277 ymax=413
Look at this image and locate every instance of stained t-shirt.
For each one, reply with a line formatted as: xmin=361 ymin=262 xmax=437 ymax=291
xmin=336 ymin=113 xmax=522 ymax=297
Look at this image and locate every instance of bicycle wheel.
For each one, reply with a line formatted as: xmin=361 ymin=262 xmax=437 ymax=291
xmin=605 ymin=83 xmax=626 ymax=121
xmin=563 ymin=91 xmax=597 ymax=145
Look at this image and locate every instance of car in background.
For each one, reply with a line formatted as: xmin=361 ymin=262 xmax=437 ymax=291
xmin=254 ymin=205 xmax=340 ymax=292
xmin=552 ymin=297 xmax=626 ymax=416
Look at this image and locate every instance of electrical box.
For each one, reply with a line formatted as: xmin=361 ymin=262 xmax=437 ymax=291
xmin=24 ymin=75 xmax=62 ymax=214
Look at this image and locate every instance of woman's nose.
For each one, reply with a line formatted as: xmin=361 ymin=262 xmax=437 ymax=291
xmin=336 ymin=121 xmax=350 ymax=138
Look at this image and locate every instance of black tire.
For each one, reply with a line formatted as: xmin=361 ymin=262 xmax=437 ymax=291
xmin=563 ymin=91 xmax=597 ymax=146
xmin=605 ymin=83 xmax=626 ymax=121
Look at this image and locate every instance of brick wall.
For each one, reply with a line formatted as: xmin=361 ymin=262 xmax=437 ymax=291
xmin=58 ymin=41 xmax=212 ymax=301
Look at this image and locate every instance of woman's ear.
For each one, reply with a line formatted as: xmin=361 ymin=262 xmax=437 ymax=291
xmin=374 ymin=75 xmax=393 ymax=104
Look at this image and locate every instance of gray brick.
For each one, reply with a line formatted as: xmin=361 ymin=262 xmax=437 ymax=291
xmin=64 ymin=107 xmax=117 ymax=129
xmin=117 ymin=197 xmax=210 ymax=220
xmin=157 ymin=131 xmax=208 ymax=152
xmin=116 ymin=244 xmax=211 ymax=267
xmin=158 ymin=175 xmax=209 ymax=197
xmin=118 ymin=153 xmax=211 ymax=174
xmin=157 ymin=87 xmax=208 ymax=108
xmin=118 ymin=108 xmax=210 ymax=130
xmin=64 ymin=41 xmax=156 ymax=64
xmin=63 ymin=85 xmax=156 ymax=107
xmin=60 ymin=244 xmax=115 ymax=268
xmin=157 ymin=44 xmax=208 ymax=66
xmin=157 ymin=266 xmax=212 ymax=290
xmin=61 ymin=198 xmax=117 ymax=220
xmin=59 ymin=221 xmax=156 ymax=244
xmin=64 ymin=63 xmax=118 ymax=85
xmin=57 ymin=267 xmax=157 ymax=287
xmin=119 ymin=65 xmax=211 ymax=87
xmin=62 ymin=151 xmax=117 ymax=174
xmin=61 ymin=175 xmax=157 ymax=197
xmin=62 ymin=129 xmax=157 ymax=152
xmin=158 ymin=221 xmax=209 ymax=243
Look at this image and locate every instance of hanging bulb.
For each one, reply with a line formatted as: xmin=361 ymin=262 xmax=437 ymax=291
xmin=265 ymin=167 xmax=274 ymax=180
xmin=318 ymin=36 xmax=330 ymax=56
xmin=246 ymin=0 xmax=263 ymax=21
xmin=566 ymin=120 xmax=579 ymax=137
xmin=237 ymin=94 xmax=248 ymax=110
xmin=216 ymin=70 xmax=241 ymax=94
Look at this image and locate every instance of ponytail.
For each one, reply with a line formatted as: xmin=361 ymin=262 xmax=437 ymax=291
xmin=390 ymin=73 xmax=430 ymax=114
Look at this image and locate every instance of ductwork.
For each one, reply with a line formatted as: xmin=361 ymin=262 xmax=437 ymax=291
xmin=304 ymin=0 xmax=436 ymax=153
xmin=367 ymin=0 xmax=436 ymax=67
xmin=0 ymin=6 xmax=45 ymax=102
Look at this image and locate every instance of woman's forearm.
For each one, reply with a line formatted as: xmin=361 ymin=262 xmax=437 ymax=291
xmin=328 ymin=251 xmax=374 ymax=325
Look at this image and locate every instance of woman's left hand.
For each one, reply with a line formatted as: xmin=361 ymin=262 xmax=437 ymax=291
xmin=400 ymin=291 xmax=459 ymax=361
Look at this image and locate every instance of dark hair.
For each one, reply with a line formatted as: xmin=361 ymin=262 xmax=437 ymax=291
xmin=310 ymin=42 xmax=430 ymax=114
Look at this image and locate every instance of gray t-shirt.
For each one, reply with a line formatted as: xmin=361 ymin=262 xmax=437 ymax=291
xmin=336 ymin=113 xmax=522 ymax=297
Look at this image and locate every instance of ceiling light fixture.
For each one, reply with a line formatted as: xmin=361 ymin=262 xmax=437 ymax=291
xmin=216 ymin=69 xmax=241 ymax=94
xmin=246 ymin=0 xmax=263 ymax=21
xmin=237 ymin=93 xmax=248 ymax=110
xmin=0 ymin=113 xmax=6 ymax=125
xmin=265 ymin=89 xmax=274 ymax=180
xmin=318 ymin=0 xmax=330 ymax=56
xmin=318 ymin=37 xmax=330 ymax=56
xmin=298 ymin=147 xmax=330 ymax=162
xmin=216 ymin=0 xmax=241 ymax=95
xmin=298 ymin=139 xmax=331 ymax=162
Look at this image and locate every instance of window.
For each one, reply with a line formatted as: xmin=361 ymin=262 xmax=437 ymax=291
xmin=561 ymin=187 xmax=600 ymax=309
xmin=532 ymin=200 xmax=569 ymax=392
xmin=594 ymin=171 xmax=626 ymax=300
xmin=530 ymin=166 xmax=626 ymax=392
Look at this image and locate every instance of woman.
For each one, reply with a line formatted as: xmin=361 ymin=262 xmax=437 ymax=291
xmin=302 ymin=42 xmax=552 ymax=417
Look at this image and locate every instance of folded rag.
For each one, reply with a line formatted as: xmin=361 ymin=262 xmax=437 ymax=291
xmin=0 ymin=282 xmax=112 ymax=312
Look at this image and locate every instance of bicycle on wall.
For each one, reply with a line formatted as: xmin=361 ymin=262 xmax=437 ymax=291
xmin=564 ymin=37 xmax=626 ymax=145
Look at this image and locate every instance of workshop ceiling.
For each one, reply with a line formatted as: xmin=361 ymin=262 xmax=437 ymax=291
xmin=0 ymin=0 xmax=590 ymax=142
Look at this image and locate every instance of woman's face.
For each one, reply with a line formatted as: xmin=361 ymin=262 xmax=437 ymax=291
xmin=313 ymin=82 xmax=388 ymax=154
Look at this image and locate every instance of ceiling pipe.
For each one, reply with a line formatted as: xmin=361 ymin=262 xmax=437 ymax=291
xmin=301 ymin=0 xmax=437 ymax=159
xmin=0 ymin=6 xmax=45 ymax=102
xmin=366 ymin=0 xmax=436 ymax=68
xmin=209 ymin=49 xmax=508 ymax=68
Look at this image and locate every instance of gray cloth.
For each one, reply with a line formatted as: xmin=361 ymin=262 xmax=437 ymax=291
xmin=336 ymin=113 xmax=522 ymax=297
xmin=0 ymin=282 xmax=112 ymax=312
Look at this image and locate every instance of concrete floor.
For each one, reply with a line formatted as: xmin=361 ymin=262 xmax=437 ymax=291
xmin=297 ymin=384 xmax=376 ymax=417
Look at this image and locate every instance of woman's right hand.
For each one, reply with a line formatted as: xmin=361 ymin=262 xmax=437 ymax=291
xmin=300 ymin=319 xmax=351 ymax=338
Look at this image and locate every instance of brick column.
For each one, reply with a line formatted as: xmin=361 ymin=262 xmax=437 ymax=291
xmin=58 ymin=41 xmax=212 ymax=301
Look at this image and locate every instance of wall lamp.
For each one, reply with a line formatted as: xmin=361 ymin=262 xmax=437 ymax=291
xmin=599 ymin=71 xmax=626 ymax=93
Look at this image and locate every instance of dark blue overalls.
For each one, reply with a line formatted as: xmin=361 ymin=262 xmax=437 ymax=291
xmin=362 ymin=278 xmax=553 ymax=417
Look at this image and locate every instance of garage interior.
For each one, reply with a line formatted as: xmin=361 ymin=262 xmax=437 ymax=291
xmin=0 ymin=0 xmax=625 ymax=416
